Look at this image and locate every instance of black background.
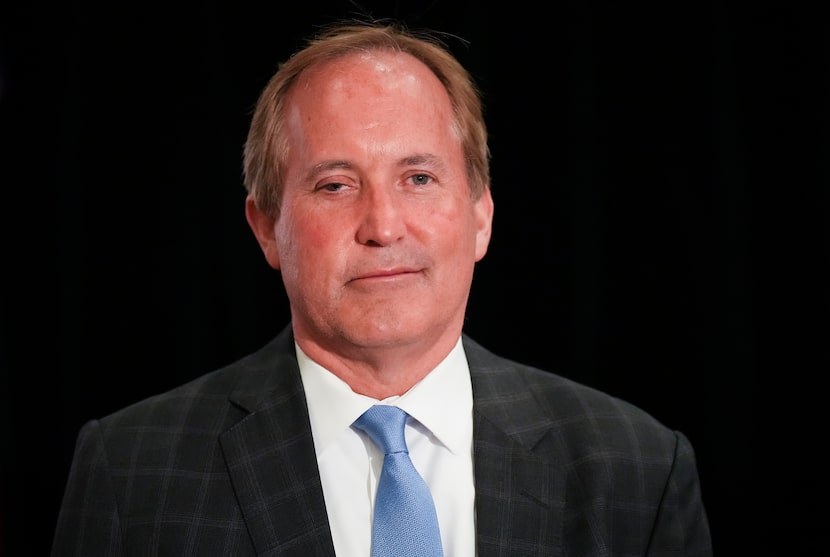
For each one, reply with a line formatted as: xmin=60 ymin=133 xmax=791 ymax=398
xmin=1 ymin=1 xmax=827 ymax=555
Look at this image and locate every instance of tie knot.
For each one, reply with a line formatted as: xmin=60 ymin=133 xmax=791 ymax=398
xmin=354 ymin=405 xmax=409 ymax=455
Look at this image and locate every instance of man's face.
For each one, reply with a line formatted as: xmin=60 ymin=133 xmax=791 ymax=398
xmin=256 ymin=50 xmax=493 ymax=359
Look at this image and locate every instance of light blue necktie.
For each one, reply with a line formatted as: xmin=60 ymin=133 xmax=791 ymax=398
xmin=354 ymin=405 xmax=444 ymax=557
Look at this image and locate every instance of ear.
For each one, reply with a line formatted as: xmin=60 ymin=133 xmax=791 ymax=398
xmin=245 ymin=195 xmax=281 ymax=270
xmin=473 ymin=187 xmax=494 ymax=262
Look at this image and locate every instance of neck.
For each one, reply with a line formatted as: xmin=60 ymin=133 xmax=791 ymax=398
xmin=294 ymin=331 xmax=461 ymax=400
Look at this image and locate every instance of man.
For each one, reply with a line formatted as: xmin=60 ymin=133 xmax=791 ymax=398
xmin=52 ymin=22 xmax=712 ymax=556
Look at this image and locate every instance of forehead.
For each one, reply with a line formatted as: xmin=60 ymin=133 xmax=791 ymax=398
xmin=280 ymin=49 xmax=467 ymax=185
xmin=288 ymin=49 xmax=453 ymax=117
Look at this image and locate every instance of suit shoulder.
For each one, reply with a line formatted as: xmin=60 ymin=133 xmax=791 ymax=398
xmin=97 ymin=328 xmax=295 ymax=433
xmin=463 ymin=334 xmax=679 ymax=452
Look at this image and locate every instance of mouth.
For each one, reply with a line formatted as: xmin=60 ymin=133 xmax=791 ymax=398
xmin=349 ymin=267 xmax=422 ymax=283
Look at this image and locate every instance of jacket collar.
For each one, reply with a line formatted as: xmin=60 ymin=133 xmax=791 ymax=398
xmin=221 ymin=327 xmax=335 ymax=556
xmin=464 ymin=334 xmax=565 ymax=557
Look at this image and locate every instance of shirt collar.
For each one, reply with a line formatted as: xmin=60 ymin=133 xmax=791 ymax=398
xmin=297 ymin=338 xmax=473 ymax=456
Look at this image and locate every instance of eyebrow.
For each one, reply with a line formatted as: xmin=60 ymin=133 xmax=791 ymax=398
xmin=400 ymin=153 xmax=446 ymax=171
xmin=305 ymin=154 xmax=447 ymax=182
xmin=306 ymin=160 xmax=354 ymax=182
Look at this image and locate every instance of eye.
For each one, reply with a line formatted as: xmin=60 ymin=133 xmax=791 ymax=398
xmin=410 ymin=174 xmax=432 ymax=186
xmin=318 ymin=181 xmax=348 ymax=192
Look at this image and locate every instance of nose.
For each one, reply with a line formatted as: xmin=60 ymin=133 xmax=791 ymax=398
xmin=355 ymin=185 xmax=406 ymax=247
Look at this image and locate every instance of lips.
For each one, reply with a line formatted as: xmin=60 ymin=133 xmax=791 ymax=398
xmin=350 ymin=267 xmax=421 ymax=282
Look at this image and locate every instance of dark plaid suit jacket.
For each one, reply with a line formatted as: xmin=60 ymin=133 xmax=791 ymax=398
xmin=51 ymin=325 xmax=712 ymax=556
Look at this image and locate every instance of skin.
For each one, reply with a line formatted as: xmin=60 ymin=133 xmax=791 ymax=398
xmin=246 ymin=50 xmax=494 ymax=399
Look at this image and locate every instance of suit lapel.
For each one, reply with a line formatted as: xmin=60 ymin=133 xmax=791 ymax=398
xmin=473 ymin=414 xmax=564 ymax=557
xmin=466 ymin=336 xmax=565 ymax=557
xmin=219 ymin=329 xmax=335 ymax=557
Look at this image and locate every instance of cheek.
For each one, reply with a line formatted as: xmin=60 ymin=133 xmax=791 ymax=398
xmin=307 ymin=216 xmax=340 ymax=248
xmin=414 ymin=193 xmax=464 ymax=228
xmin=278 ymin=210 xmax=347 ymax=276
xmin=426 ymin=200 xmax=479 ymax=248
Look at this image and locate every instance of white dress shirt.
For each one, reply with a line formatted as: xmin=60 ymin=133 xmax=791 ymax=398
xmin=297 ymin=338 xmax=476 ymax=557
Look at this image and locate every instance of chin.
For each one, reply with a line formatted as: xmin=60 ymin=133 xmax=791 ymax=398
xmin=354 ymin=316 xmax=454 ymax=350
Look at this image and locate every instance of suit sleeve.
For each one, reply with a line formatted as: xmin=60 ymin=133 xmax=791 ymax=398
xmin=648 ymin=431 xmax=713 ymax=557
xmin=51 ymin=420 xmax=125 ymax=557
